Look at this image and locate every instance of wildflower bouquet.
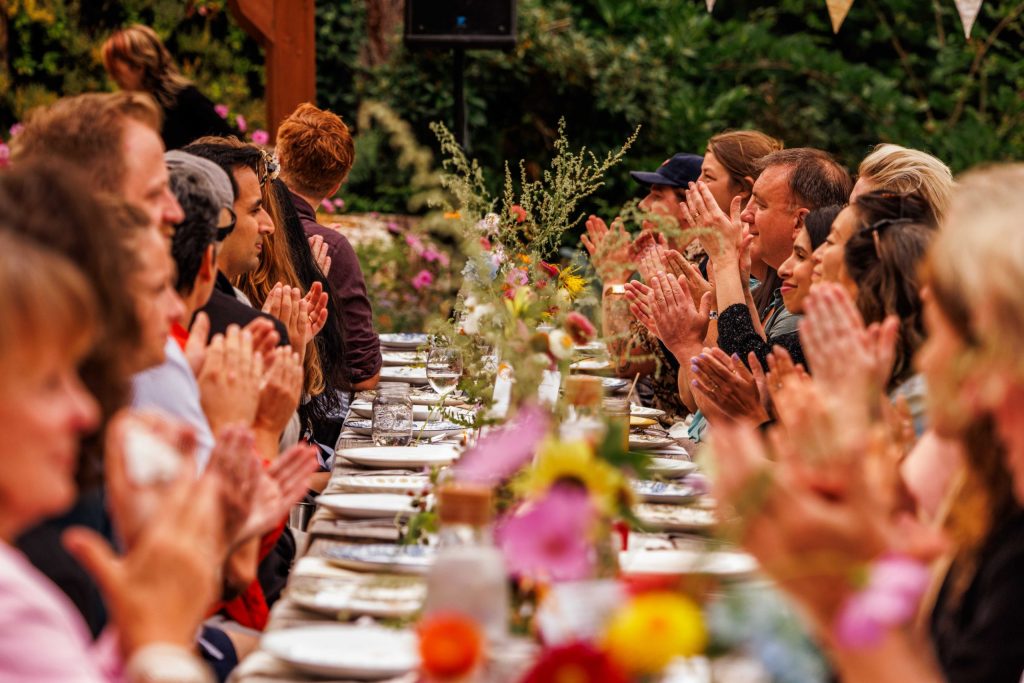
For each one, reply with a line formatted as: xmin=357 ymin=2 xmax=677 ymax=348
xmin=426 ymin=120 xmax=638 ymax=412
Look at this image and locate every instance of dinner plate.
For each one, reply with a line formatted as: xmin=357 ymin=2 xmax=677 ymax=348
xmin=646 ymin=457 xmax=699 ymax=479
xmin=349 ymin=400 xmax=470 ymax=423
xmin=601 ymin=377 xmax=629 ymax=393
xmin=382 ymin=351 xmax=425 ymax=366
xmin=333 ymin=474 xmax=431 ymax=495
xmin=324 ymin=543 xmax=436 ymax=575
xmin=409 ymin=389 xmax=465 ymax=406
xmin=630 ymin=404 xmax=666 ymax=419
xmin=379 ymin=366 xmax=428 ymax=385
xmin=570 ymin=359 xmax=612 ymax=373
xmin=339 ymin=444 xmax=459 ymax=469
xmin=635 ymin=504 xmax=717 ymax=531
xmin=316 ymin=493 xmax=422 ymax=519
xmin=379 ymin=333 xmax=429 ymax=349
xmin=343 ymin=419 xmax=465 ymax=439
xmin=630 ymin=479 xmax=701 ymax=504
xmin=619 ymin=548 xmax=758 ymax=579
xmin=289 ymin=575 xmax=426 ymax=619
xmin=261 ymin=624 xmax=418 ymax=679
xmin=574 ymin=341 xmax=606 ymax=354
xmin=629 ymin=432 xmax=676 ymax=450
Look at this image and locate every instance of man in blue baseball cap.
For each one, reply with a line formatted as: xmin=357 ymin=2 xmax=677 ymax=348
xmin=629 ymin=153 xmax=704 ymax=226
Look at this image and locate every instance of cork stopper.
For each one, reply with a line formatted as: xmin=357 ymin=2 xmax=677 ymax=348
xmin=436 ymin=483 xmax=493 ymax=526
xmin=564 ymin=375 xmax=604 ymax=409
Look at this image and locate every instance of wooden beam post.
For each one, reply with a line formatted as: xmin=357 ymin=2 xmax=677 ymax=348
xmin=227 ymin=0 xmax=317 ymax=141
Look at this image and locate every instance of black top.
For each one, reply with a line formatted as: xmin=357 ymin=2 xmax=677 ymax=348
xmin=717 ymin=302 xmax=805 ymax=370
xmin=198 ymin=273 xmax=290 ymax=346
xmin=161 ymin=85 xmax=236 ymax=151
xmin=931 ymin=505 xmax=1024 ymax=683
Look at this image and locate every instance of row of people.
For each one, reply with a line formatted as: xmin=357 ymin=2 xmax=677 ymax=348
xmin=0 ymin=86 xmax=382 ymax=682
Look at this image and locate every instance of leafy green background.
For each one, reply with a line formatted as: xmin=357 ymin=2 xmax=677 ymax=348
xmin=3 ymin=0 xmax=1023 ymax=215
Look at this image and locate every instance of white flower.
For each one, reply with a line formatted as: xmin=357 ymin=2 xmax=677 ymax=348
xmin=548 ymin=330 xmax=574 ymax=360
xmin=476 ymin=212 xmax=501 ymax=235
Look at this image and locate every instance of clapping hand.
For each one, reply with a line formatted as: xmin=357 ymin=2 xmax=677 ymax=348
xmin=690 ymin=347 xmax=768 ymax=424
xmin=649 ymin=272 xmax=713 ymax=354
xmin=308 ymin=235 xmax=332 ymax=276
xmin=581 ymin=214 xmax=634 ymax=284
xmin=303 ymin=281 xmax=330 ymax=338
xmin=198 ymin=325 xmax=263 ymax=433
xmin=263 ymin=283 xmax=312 ymax=360
xmin=254 ymin=346 xmax=304 ymax=436
xmin=233 ymin=443 xmax=318 ymax=545
xmin=680 ymin=183 xmax=745 ymax=263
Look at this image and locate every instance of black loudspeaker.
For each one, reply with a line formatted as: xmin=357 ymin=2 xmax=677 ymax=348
xmin=404 ymin=0 xmax=517 ymax=49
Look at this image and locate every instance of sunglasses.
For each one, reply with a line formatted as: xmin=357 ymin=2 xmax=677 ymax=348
xmin=216 ymin=207 xmax=237 ymax=241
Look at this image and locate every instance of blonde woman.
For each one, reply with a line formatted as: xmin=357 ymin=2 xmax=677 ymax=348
xmin=102 ymin=24 xmax=235 ymax=149
xmin=852 ymin=144 xmax=954 ymax=221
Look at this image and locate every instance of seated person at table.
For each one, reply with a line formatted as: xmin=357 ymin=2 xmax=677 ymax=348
xmin=276 ymin=103 xmax=382 ymax=393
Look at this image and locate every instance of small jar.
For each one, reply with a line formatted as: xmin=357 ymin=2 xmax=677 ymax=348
xmin=602 ymin=397 xmax=631 ymax=453
xmin=372 ymin=382 xmax=413 ymax=446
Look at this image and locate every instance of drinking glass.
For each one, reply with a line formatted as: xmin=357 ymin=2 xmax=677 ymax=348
xmin=427 ymin=346 xmax=463 ymax=396
xmin=371 ymin=383 xmax=414 ymax=446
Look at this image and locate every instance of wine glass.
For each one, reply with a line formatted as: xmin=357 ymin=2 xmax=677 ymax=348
xmin=426 ymin=346 xmax=463 ymax=397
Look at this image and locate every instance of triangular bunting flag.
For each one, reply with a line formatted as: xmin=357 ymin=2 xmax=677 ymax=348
xmin=826 ymin=0 xmax=855 ymax=33
xmin=954 ymin=0 xmax=983 ymax=38
xmin=706 ymin=0 xmax=716 ymax=13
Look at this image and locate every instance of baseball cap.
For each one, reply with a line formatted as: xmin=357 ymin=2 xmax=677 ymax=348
xmin=629 ymin=153 xmax=704 ymax=188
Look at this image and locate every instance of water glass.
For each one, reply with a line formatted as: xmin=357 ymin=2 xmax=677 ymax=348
xmin=427 ymin=346 xmax=463 ymax=395
xmin=372 ymin=383 xmax=413 ymax=446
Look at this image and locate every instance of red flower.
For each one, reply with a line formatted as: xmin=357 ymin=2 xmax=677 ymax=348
xmin=565 ymin=312 xmax=597 ymax=344
xmin=522 ymin=642 xmax=628 ymax=683
xmin=539 ymin=260 xmax=559 ymax=278
xmin=510 ymin=204 xmax=528 ymax=224
xmin=480 ymin=236 xmax=492 ymax=251
xmin=418 ymin=613 xmax=483 ymax=678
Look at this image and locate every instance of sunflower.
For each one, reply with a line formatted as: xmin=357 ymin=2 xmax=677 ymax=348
xmin=516 ymin=438 xmax=628 ymax=515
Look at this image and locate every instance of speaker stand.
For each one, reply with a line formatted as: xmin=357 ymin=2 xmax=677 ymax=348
xmin=453 ymin=46 xmax=469 ymax=154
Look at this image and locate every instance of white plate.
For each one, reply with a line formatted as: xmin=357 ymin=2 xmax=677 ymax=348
xmin=324 ymin=543 xmax=436 ymax=575
xmin=647 ymin=457 xmax=699 ymax=479
xmin=344 ymin=419 xmax=465 ymax=439
xmin=339 ymin=445 xmax=459 ymax=469
xmin=635 ymin=504 xmax=716 ymax=531
xmin=630 ymin=404 xmax=666 ymax=419
xmin=409 ymin=389 xmax=464 ymax=406
xmin=379 ymin=333 xmax=429 ymax=350
xmin=570 ymin=359 xmax=612 ymax=373
xmin=316 ymin=493 xmax=421 ymax=519
xmin=631 ymin=479 xmax=701 ymax=504
xmin=289 ymin=576 xmax=426 ymax=619
xmin=333 ymin=474 xmax=430 ymax=495
xmin=602 ymin=377 xmax=629 ymax=393
xmin=261 ymin=624 xmax=418 ymax=679
xmin=574 ymin=341 xmax=606 ymax=354
xmin=382 ymin=351 xmax=425 ymax=366
xmin=380 ymin=366 xmax=428 ymax=385
xmin=619 ymin=549 xmax=757 ymax=579
xmin=349 ymin=400 xmax=470 ymax=423
xmin=629 ymin=432 xmax=676 ymax=450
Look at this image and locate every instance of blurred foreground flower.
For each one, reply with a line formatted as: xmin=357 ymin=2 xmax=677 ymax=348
xmin=522 ymin=641 xmax=628 ymax=683
xmin=455 ymin=403 xmax=549 ymax=484
xmin=834 ymin=554 xmax=930 ymax=648
xmin=417 ymin=612 xmax=482 ymax=679
xmin=496 ymin=483 xmax=596 ymax=582
xmin=565 ymin=312 xmax=596 ymax=344
xmin=604 ymin=592 xmax=707 ymax=674
xmin=518 ymin=439 xmax=627 ymax=515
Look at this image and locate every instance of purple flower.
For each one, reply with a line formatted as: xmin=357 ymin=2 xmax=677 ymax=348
xmin=506 ymin=268 xmax=529 ymax=287
xmin=214 ymin=104 xmax=229 ymax=119
xmin=9 ymin=123 xmax=24 ymax=137
xmin=320 ymin=199 xmax=335 ymax=214
xmin=455 ymin=403 xmax=550 ymax=484
xmin=496 ymin=484 xmax=597 ymax=582
xmin=251 ymin=129 xmax=270 ymax=146
xmin=411 ymin=269 xmax=434 ymax=290
xmin=834 ymin=555 xmax=930 ymax=649
xmin=235 ymin=114 xmax=247 ymax=133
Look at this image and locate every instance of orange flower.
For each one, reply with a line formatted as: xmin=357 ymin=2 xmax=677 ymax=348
xmin=418 ymin=613 xmax=483 ymax=678
xmin=444 ymin=211 xmax=462 ymax=220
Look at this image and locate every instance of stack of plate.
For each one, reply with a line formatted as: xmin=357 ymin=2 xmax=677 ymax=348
xmin=379 ymin=333 xmax=429 ymax=350
xmin=337 ymin=444 xmax=459 ymax=469
xmin=261 ymin=625 xmax=419 ymax=679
